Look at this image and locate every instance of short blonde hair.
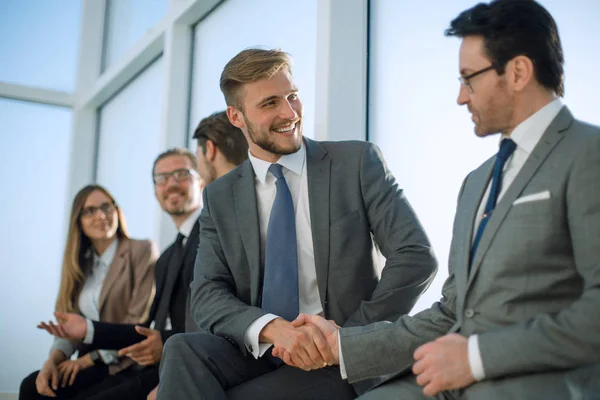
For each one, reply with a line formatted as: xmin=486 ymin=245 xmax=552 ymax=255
xmin=220 ymin=48 xmax=293 ymax=108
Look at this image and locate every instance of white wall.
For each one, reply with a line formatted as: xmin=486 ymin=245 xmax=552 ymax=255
xmin=369 ymin=0 xmax=600 ymax=314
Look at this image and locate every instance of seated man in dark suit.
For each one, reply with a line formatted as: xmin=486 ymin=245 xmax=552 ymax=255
xmin=39 ymin=111 xmax=248 ymax=399
xmin=156 ymin=48 xmax=438 ymax=400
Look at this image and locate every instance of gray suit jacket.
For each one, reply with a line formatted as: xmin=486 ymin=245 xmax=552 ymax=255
xmin=190 ymin=138 xmax=437 ymax=354
xmin=341 ymin=107 xmax=600 ymax=397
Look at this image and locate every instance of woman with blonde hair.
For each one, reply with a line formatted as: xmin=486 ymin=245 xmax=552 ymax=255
xmin=20 ymin=184 xmax=158 ymax=399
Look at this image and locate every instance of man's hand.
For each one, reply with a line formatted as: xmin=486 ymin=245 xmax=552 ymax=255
xmin=147 ymin=385 xmax=158 ymax=400
xmin=56 ymin=355 xmax=93 ymax=388
xmin=271 ymin=314 xmax=341 ymax=369
xmin=412 ymin=333 xmax=475 ymax=396
xmin=35 ymin=359 xmax=61 ymax=397
xmin=118 ymin=326 xmax=163 ymax=366
xmin=37 ymin=312 xmax=87 ymax=341
xmin=259 ymin=317 xmax=334 ymax=371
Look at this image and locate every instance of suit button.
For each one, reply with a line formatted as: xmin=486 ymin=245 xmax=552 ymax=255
xmin=465 ymin=309 xmax=475 ymax=318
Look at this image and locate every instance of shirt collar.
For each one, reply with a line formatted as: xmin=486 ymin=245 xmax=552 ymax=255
xmin=503 ymin=98 xmax=564 ymax=154
xmin=179 ymin=207 xmax=202 ymax=239
xmin=94 ymin=238 xmax=119 ymax=267
xmin=248 ymin=143 xmax=306 ymax=184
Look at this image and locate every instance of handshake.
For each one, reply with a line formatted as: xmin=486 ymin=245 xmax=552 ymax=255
xmin=265 ymin=314 xmax=342 ymax=371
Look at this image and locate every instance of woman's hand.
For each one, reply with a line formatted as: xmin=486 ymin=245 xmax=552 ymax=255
xmin=35 ymin=359 xmax=61 ymax=397
xmin=56 ymin=354 xmax=94 ymax=388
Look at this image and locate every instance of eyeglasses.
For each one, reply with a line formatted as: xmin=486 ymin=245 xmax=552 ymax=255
xmin=153 ymin=168 xmax=198 ymax=186
xmin=80 ymin=202 xmax=116 ymax=218
xmin=458 ymin=65 xmax=496 ymax=93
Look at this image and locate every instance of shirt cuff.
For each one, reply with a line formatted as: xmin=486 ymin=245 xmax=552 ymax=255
xmin=338 ymin=332 xmax=348 ymax=379
xmin=243 ymin=314 xmax=278 ymax=359
xmin=468 ymin=335 xmax=485 ymax=381
xmin=83 ymin=319 xmax=94 ymax=344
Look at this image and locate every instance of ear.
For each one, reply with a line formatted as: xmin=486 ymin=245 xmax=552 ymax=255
xmin=226 ymin=106 xmax=245 ymax=129
xmin=204 ymin=139 xmax=217 ymax=162
xmin=508 ymin=55 xmax=534 ymax=92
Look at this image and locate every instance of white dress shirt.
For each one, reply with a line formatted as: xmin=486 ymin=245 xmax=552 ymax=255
xmin=338 ymin=98 xmax=564 ymax=380
xmin=243 ymin=144 xmax=323 ymax=358
xmin=468 ymin=98 xmax=564 ymax=380
xmin=179 ymin=206 xmax=203 ymax=247
xmin=79 ymin=238 xmax=119 ymax=363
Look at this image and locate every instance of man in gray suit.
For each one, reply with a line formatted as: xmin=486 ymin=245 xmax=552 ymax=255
xmin=283 ymin=1 xmax=600 ymax=399
xmin=156 ymin=48 xmax=437 ymax=399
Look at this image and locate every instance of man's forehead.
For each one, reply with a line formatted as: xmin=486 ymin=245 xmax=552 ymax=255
xmin=155 ymin=155 xmax=192 ymax=172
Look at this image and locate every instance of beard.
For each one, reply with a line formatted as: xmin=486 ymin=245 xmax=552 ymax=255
xmin=163 ymin=188 xmax=192 ymax=216
xmin=242 ymin=112 xmax=302 ymax=155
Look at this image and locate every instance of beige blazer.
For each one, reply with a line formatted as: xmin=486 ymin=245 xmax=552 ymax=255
xmin=52 ymin=237 xmax=158 ymax=374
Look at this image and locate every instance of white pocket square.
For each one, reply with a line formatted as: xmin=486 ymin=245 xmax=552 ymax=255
xmin=513 ymin=190 xmax=551 ymax=205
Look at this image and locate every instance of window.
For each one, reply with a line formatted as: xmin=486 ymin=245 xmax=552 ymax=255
xmin=102 ymin=0 xmax=169 ymax=71
xmin=0 ymin=0 xmax=82 ymax=91
xmin=96 ymin=58 xmax=164 ymax=242
xmin=0 ymin=98 xmax=72 ymax=391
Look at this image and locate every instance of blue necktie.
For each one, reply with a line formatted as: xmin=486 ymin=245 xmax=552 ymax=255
xmin=470 ymin=138 xmax=517 ymax=264
xmin=261 ymin=164 xmax=299 ymax=322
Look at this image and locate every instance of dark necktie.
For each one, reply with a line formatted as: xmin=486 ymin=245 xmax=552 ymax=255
xmin=470 ymin=138 xmax=517 ymax=264
xmin=261 ymin=164 xmax=299 ymax=322
xmin=154 ymin=233 xmax=185 ymax=330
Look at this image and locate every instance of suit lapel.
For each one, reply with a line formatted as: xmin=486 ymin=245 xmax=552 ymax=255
xmin=233 ymin=161 xmax=262 ymax=305
xmin=454 ymin=160 xmax=494 ymax=291
xmin=99 ymin=238 xmax=129 ymax=313
xmin=305 ymin=138 xmax=331 ymax=307
xmin=467 ymin=107 xmax=573 ymax=287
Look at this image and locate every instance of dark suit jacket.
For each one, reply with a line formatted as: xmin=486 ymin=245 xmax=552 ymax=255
xmin=88 ymin=220 xmax=200 ymax=351
xmin=190 ymin=138 xmax=437 ymax=353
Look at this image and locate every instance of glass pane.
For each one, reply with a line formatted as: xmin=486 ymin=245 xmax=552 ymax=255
xmin=188 ymin=0 xmax=317 ymax=142
xmin=369 ymin=0 xmax=600 ymax=314
xmin=102 ymin=0 xmax=168 ymax=71
xmin=0 ymin=0 xmax=82 ymax=91
xmin=0 ymin=99 xmax=72 ymax=392
xmin=97 ymin=58 xmax=164 ymax=244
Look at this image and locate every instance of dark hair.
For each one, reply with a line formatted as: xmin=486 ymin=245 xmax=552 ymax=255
xmin=152 ymin=148 xmax=198 ymax=176
xmin=193 ymin=111 xmax=249 ymax=166
xmin=445 ymin=0 xmax=564 ymax=96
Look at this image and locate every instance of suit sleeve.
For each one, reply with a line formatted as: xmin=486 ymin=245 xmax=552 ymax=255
xmin=343 ymin=143 xmax=438 ymax=327
xmin=341 ymin=273 xmax=458 ymax=382
xmin=123 ymin=240 xmax=158 ymax=324
xmin=90 ymin=321 xmax=145 ymax=349
xmin=477 ymin=136 xmax=600 ymax=379
xmin=190 ymin=190 xmax=267 ymax=353
xmin=340 ymin=170 xmax=471 ymax=382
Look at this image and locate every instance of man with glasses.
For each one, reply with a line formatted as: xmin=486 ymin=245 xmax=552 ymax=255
xmin=39 ymin=112 xmax=248 ymax=399
xmin=284 ymin=1 xmax=600 ymax=399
